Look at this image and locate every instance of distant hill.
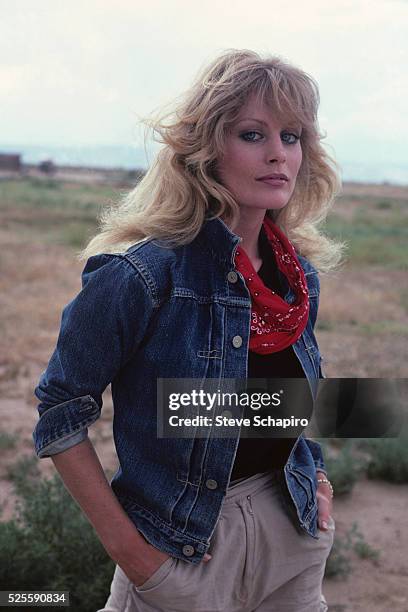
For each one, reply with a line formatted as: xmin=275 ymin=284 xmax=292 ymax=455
xmin=0 ymin=144 xmax=156 ymax=171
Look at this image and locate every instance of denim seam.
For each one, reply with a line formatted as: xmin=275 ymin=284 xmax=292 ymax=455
xmin=120 ymin=254 xmax=159 ymax=308
xmin=37 ymin=429 xmax=88 ymax=457
xmin=197 ymin=349 xmax=223 ymax=359
xmin=38 ymin=414 xmax=99 ymax=453
xmin=119 ymin=496 xmax=209 ymax=548
xmin=37 ymin=394 xmax=97 ymax=418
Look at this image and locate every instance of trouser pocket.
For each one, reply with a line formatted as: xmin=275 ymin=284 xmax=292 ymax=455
xmin=134 ymin=556 xmax=178 ymax=593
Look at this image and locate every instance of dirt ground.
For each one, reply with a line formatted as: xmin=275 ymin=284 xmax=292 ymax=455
xmin=0 ymin=179 xmax=407 ymax=611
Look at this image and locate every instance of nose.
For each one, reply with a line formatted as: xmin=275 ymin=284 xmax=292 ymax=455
xmin=266 ymin=134 xmax=286 ymax=164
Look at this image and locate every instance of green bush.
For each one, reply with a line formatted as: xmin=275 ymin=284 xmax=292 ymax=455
xmin=325 ymin=522 xmax=380 ymax=578
xmin=0 ymin=431 xmax=18 ymax=450
xmin=364 ymin=438 xmax=408 ymax=483
xmin=323 ymin=440 xmax=368 ymax=496
xmin=0 ymin=458 xmax=115 ymax=611
xmin=324 ymin=532 xmax=352 ymax=578
xmin=376 ymin=200 xmax=392 ymax=209
xmin=5 ymin=455 xmax=40 ymax=486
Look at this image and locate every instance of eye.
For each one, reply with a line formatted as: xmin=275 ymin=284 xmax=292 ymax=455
xmin=240 ymin=131 xmax=263 ymax=142
xmin=281 ymin=132 xmax=300 ymax=145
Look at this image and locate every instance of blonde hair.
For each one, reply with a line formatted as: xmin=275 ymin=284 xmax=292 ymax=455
xmin=79 ymin=48 xmax=346 ymax=272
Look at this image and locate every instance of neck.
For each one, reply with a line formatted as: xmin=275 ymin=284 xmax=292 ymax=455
xmin=232 ymin=207 xmax=266 ymax=270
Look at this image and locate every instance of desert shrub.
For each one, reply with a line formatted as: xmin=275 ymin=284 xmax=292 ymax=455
xmin=323 ymin=440 xmax=368 ymax=496
xmin=353 ymin=538 xmax=381 ymax=562
xmin=376 ymin=200 xmax=392 ymax=209
xmin=324 ymin=532 xmax=352 ymax=578
xmin=325 ymin=521 xmax=380 ymax=578
xmin=0 ymin=457 xmax=114 ymax=611
xmin=0 ymin=431 xmax=18 ymax=450
xmin=363 ymin=437 xmax=408 ymax=483
xmin=5 ymin=455 xmax=40 ymax=486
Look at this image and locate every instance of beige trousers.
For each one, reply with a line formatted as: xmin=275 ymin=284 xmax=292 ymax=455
xmin=98 ymin=470 xmax=334 ymax=611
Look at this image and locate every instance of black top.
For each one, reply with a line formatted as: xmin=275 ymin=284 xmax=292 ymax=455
xmin=230 ymin=228 xmax=308 ymax=480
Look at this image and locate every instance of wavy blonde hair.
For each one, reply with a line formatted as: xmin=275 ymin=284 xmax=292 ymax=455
xmin=79 ymin=48 xmax=346 ymax=272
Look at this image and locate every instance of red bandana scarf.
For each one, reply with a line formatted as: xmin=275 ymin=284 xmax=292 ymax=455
xmin=234 ymin=216 xmax=309 ymax=354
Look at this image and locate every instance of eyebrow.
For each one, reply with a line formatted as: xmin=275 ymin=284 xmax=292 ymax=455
xmin=234 ymin=118 xmax=301 ymax=129
xmin=235 ymin=118 xmax=268 ymax=125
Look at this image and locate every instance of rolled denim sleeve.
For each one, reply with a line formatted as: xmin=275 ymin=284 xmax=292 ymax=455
xmin=33 ymin=253 xmax=154 ymax=458
xmin=302 ymin=435 xmax=328 ymax=476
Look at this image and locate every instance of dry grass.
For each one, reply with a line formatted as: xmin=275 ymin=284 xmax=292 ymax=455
xmin=0 ymin=177 xmax=406 ymax=381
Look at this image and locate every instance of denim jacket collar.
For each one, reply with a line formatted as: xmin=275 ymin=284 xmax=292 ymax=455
xmin=195 ymin=215 xmax=242 ymax=267
xmin=195 ymin=215 xmax=318 ymax=287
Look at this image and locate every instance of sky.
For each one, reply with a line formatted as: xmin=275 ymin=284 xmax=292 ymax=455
xmin=1 ymin=0 xmax=407 ymax=175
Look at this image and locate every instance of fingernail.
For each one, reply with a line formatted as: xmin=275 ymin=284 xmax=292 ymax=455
xmin=322 ymin=521 xmax=328 ymax=529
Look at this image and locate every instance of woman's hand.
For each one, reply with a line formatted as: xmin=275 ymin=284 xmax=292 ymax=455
xmin=118 ymin=543 xmax=173 ymax=587
xmin=316 ymin=470 xmax=333 ymax=531
xmin=113 ymin=540 xmax=212 ymax=588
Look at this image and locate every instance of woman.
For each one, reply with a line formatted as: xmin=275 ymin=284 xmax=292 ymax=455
xmin=33 ymin=49 xmax=344 ymax=611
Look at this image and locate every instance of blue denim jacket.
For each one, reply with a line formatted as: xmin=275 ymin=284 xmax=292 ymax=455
xmin=33 ymin=216 xmax=327 ymax=564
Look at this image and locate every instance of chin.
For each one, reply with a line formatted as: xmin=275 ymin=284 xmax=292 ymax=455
xmin=266 ymin=199 xmax=291 ymax=211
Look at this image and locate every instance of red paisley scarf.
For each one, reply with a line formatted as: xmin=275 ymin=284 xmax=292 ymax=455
xmin=234 ymin=216 xmax=309 ymax=354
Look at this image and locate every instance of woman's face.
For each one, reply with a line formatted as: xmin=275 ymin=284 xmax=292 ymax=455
xmin=216 ymin=94 xmax=303 ymax=214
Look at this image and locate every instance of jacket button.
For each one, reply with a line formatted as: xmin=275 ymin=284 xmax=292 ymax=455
xmin=227 ymin=271 xmax=238 ymax=283
xmin=206 ymin=479 xmax=218 ymax=490
xmin=182 ymin=544 xmax=195 ymax=557
xmin=232 ymin=335 xmax=243 ymax=348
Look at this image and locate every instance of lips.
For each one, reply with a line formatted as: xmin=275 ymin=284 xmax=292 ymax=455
xmin=257 ymin=173 xmax=289 ymax=181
